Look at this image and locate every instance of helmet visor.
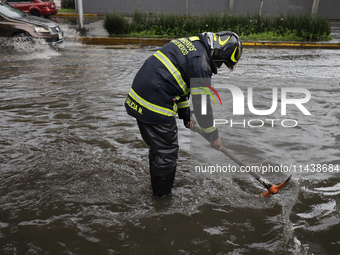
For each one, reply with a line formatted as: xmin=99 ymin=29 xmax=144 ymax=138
xmin=224 ymin=61 xmax=237 ymax=70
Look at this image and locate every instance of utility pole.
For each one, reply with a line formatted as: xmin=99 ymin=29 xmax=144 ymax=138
xmin=311 ymin=0 xmax=320 ymax=17
xmin=229 ymin=0 xmax=234 ymax=13
xmin=77 ymin=0 xmax=84 ymax=30
xmin=186 ymin=0 xmax=188 ymax=15
xmin=257 ymin=0 xmax=264 ymax=33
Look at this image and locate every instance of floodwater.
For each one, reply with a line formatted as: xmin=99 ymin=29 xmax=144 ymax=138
xmin=0 ymin=34 xmax=340 ymax=255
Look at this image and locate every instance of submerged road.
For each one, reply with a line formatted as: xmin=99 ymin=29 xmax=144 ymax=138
xmin=0 ymin=38 xmax=340 ymax=254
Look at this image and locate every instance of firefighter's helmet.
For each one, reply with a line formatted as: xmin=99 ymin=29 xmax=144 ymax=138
xmin=204 ymin=31 xmax=242 ymax=70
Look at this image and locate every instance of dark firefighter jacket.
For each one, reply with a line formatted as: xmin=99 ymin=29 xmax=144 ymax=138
xmin=125 ymin=33 xmax=219 ymax=141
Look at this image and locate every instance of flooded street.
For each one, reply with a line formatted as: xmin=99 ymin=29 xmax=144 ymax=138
xmin=0 ymin=35 xmax=340 ymax=254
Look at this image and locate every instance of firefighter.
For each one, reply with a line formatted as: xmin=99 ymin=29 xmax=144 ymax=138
xmin=125 ymin=31 xmax=242 ymax=197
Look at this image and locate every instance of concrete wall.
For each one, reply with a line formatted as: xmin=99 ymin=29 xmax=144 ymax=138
xmin=82 ymin=0 xmax=340 ymax=18
xmin=318 ymin=0 xmax=340 ymax=18
xmin=82 ymin=0 xmax=231 ymax=15
xmin=232 ymin=0 xmax=314 ymax=15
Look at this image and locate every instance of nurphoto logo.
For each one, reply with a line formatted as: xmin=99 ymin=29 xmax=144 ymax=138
xmin=190 ymin=78 xmax=311 ymax=128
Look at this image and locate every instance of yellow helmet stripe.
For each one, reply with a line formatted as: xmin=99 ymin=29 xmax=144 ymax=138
xmin=219 ymin=36 xmax=230 ymax=46
xmin=231 ymin=47 xmax=239 ymax=63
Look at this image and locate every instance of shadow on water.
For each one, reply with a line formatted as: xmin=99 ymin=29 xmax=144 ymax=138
xmin=0 ymin=35 xmax=340 ymax=254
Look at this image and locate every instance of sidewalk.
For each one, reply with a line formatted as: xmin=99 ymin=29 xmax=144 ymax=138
xmin=55 ymin=13 xmax=340 ymax=48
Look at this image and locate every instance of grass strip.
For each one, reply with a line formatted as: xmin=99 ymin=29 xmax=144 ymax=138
xmin=103 ymin=10 xmax=332 ymax=41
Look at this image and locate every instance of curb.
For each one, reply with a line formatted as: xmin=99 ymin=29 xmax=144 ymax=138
xmin=242 ymin=41 xmax=340 ymax=49
xmin=52 ymin=13 xmax=97 ymax=17
xmin=67 ymin=36 xmax=340 ymax=49
xmin=70 ymin=36 xmax=171 ymax=46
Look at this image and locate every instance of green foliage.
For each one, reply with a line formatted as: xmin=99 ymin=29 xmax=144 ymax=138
xmin=103 ymin=10 xmax=332 ymax=41
xmin=61 ymin=0 xmax=75 ymax=9
xmin=103 ymin=12 xmax=130 ymax=35
xmin=259 ymin=14 xmax=331 ymax=40
xmin=242 ymin=31 xmax=303 ymax=41
xmin=58 ymin=9 xmax=75 ymax=13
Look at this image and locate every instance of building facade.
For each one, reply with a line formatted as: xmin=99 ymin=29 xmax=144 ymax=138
xmin=81 ymin=0 xmax=339 ymax=18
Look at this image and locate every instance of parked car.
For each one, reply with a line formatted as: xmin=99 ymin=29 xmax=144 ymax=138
xmin=1 ymin=0 xmax=57 ymax=18
xmin=0 ymin=2 xmax=63 ymax=46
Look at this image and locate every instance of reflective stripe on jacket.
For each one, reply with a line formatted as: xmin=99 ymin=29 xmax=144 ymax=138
xmin=125 ymin=34 xmax=219 ymax=141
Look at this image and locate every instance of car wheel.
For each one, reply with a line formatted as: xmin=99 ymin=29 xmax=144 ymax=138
xmin=10 ymin=33 xmax=33 ymax=51
xmin=30 ymin=9 xmax=41 ymax=17
xmin=11 ymin=32 xmax=32 ymax=41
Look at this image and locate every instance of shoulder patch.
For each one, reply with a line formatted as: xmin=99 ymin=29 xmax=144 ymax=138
xmin=189 ymin=36 xmax=200 ymax=41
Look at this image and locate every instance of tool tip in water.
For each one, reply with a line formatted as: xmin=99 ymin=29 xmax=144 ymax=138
xmin=261 ymin=175 xmax=292 ymax=197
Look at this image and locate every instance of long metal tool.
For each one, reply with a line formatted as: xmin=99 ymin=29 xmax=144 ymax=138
xmin=195 ymin=127 xmax=292 ymax=197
